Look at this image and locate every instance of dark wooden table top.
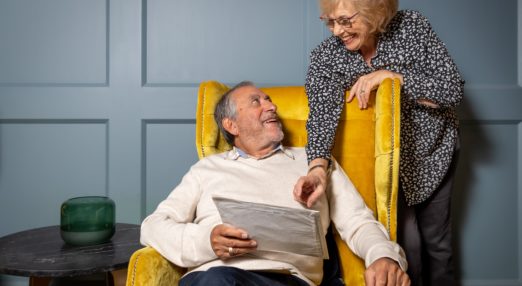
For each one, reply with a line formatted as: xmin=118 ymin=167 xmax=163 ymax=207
xmin=0 ymin=223 xmax=142 ymax=278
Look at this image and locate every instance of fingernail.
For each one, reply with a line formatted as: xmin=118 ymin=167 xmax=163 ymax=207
xmin=241 ymin=233 xmax=248 ymax=239
xmin=251 ymin=241 xmax=257 ymax=246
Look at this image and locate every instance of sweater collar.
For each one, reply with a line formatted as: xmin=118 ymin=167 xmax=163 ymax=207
xmin=226 ymin=144 xmax=294 ymax=160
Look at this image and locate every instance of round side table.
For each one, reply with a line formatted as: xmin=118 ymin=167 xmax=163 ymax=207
xmin=0 ymin=223 xmax=141 ymax=286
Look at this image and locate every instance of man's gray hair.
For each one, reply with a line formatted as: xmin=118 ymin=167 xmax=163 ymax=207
xmin=214 ymin=81 xmax=255 ymax=145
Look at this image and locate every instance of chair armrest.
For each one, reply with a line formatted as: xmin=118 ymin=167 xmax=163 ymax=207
xmin=374 ymin=78 xmax=401 ymax=241
xmin=126 ymin=246 xmax=187 ymax=286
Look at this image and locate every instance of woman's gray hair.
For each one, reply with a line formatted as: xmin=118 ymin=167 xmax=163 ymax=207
xmin=319 ymin=0 xmax=398 ymax=34
xmin=214 ymin=81 xmax=255 ymax=145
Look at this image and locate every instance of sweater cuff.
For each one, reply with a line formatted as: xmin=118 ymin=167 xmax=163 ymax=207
xmin=203 ymin=223 xmax=220 ymax=259
xmin=365 ymin=241 xmax=408 ymax=271
xmin=184 ymin=223 xmax=219 ymax=262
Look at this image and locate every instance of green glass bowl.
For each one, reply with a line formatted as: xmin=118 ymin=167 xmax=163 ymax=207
xmin=60 ymin=196 xmax=115 ymax=246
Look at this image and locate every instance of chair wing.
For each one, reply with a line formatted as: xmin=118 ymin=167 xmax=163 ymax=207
xmin=127 ymin=79 xmax=401 ymax=286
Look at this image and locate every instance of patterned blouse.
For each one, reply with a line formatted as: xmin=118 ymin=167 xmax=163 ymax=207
xmin=305 ymin=10 xmax=465 ymax=205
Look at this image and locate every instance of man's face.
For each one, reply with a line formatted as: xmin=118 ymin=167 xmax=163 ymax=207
xmin=226 ymin=85 xmax=284 ymax=155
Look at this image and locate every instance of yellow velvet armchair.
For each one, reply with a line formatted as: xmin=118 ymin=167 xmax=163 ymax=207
xmin=126 ymin=79 xmax=401 ymax=286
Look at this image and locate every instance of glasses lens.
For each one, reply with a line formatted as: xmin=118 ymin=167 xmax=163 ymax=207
xmin=320 ymin=16 xmax=353 ymax=29
xmin=337 ymin=17 xmax=352 ymax=28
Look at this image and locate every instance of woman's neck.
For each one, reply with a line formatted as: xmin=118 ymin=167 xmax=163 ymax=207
xmin=359 ymin=35 xmax=378 ymax=66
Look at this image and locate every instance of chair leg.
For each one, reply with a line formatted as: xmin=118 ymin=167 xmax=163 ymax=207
xmin=29 ymin=277 xmax=52 ymax=286
xmin=107 ymin=269 xmax=128 ymax=286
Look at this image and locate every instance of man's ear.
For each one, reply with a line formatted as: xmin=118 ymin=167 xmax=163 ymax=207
xmin=222 ymin=118 xmax=239 ymax=136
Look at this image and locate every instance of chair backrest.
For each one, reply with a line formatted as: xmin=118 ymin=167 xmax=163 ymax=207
xmin=195 ymin=79 xmax=401 ymax=286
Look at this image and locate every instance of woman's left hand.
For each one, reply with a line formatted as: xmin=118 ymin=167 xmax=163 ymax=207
xmin=348 ymin=70 xmax=403 ymax=109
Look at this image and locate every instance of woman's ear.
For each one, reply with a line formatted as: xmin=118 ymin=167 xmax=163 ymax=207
xmin=222 ymin=118 xmax=239 ymax=136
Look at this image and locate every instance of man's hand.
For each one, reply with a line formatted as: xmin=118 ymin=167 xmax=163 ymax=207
xmin=210 ymin=224 xmax=257 ymax=260
xmin=365 ymin=258 xmax=410 ymax=286
xmin=293 ymin=166 xmax=327 ymax=208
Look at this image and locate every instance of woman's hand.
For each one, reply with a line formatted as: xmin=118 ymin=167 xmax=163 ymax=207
xmin=210 ymin=224 xmax=257 ymax=260
xmin=348 ymin=70 xmax=403 ymax=109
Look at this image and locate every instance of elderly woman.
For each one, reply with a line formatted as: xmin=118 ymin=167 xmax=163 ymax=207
xmin=293 ymin=0 xmax=464 ymax=285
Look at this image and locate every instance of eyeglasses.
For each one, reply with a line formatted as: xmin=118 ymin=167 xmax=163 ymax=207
xmin=320 ymin=12 xmax=359 ymax=29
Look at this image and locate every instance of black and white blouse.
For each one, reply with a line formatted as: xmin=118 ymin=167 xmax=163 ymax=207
xmin=305 ymin=10 xmax=465 ymax=205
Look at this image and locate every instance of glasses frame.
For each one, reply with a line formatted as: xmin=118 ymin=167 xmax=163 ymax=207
xmin=320 ymin=12 xmax=359 ymax=29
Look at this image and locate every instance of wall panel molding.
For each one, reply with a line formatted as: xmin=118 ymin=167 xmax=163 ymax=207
xmin=517 ymin=0 xmax=522 ymax=87
xmin=0 ymin=0 xmax=109 ymax=86
xmin=518 ymin=122 xmax=522 ymax=282
xmin=0 ymin=119 xmax=110 ymax=197
xmin=140 ymin=119 xmax=197 ymax=218
xmin=142 ymin=0 xmax=309 ymax=87
xmin=0 ymin=119 xmax=109 ymax=235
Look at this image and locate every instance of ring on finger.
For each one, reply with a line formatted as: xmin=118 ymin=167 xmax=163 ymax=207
xmin=228 ymin=247 xmax=234 ymax=256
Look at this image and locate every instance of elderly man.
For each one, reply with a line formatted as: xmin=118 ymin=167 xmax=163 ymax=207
xmin=140 ymin=81 xmax=410 ymax=286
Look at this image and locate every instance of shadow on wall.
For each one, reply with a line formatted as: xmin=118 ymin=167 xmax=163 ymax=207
xmin=451 ymin=96 xmax=492 ymax=285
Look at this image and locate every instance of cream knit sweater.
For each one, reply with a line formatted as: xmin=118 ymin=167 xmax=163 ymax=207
xmin=140 ymin=147 xmax=406 ymax=285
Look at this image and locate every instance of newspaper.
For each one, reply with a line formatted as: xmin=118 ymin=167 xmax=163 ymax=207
xmin=212 ymin=196 xmax=329 ymax=259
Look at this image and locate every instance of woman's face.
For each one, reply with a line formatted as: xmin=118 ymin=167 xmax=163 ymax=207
xmin=327 ymin=1 xmax=374 ymax=52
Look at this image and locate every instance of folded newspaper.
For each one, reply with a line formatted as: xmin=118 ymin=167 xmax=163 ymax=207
xmin=212 ymin=196 xmax=329 ymax=259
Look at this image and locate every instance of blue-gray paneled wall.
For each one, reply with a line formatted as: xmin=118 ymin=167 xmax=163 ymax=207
xmin=0 ymin=0 xmax=520 ymax=285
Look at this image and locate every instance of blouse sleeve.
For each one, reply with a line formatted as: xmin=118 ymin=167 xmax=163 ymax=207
xmin=401 ymin=12 xmax=464 ymax=108
xmin=305 ymin=47 xmax=346 ymax=163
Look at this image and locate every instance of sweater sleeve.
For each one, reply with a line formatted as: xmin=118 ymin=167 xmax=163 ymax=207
xmin=305 ymin=47 xmax=346 ymax=163
xmin=401 ymin=11 xmax=464 ymax=109
xmin=327 ymin=161 xmax=408 ymax=270
xmin=140 ymin=165 xmax=218 ymax=267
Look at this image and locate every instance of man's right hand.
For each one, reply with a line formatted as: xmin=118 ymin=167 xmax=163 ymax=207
xmin=210 ymin=224 xmax=257 ymax=260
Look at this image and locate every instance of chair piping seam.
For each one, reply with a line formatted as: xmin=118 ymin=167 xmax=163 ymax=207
xmin=386 ymin=78 xmax=397 ymax=235
xmin=130 ymin=252 xmax=141 ymax=286
xmin=200 ymin=86 xmax=207 ymax=158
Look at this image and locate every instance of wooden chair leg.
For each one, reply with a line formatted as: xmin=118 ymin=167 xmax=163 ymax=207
xmin=29 ymin=277 xmax=52 ymax=286
xmin=107 ymin=269 xmax=128 ymax=286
